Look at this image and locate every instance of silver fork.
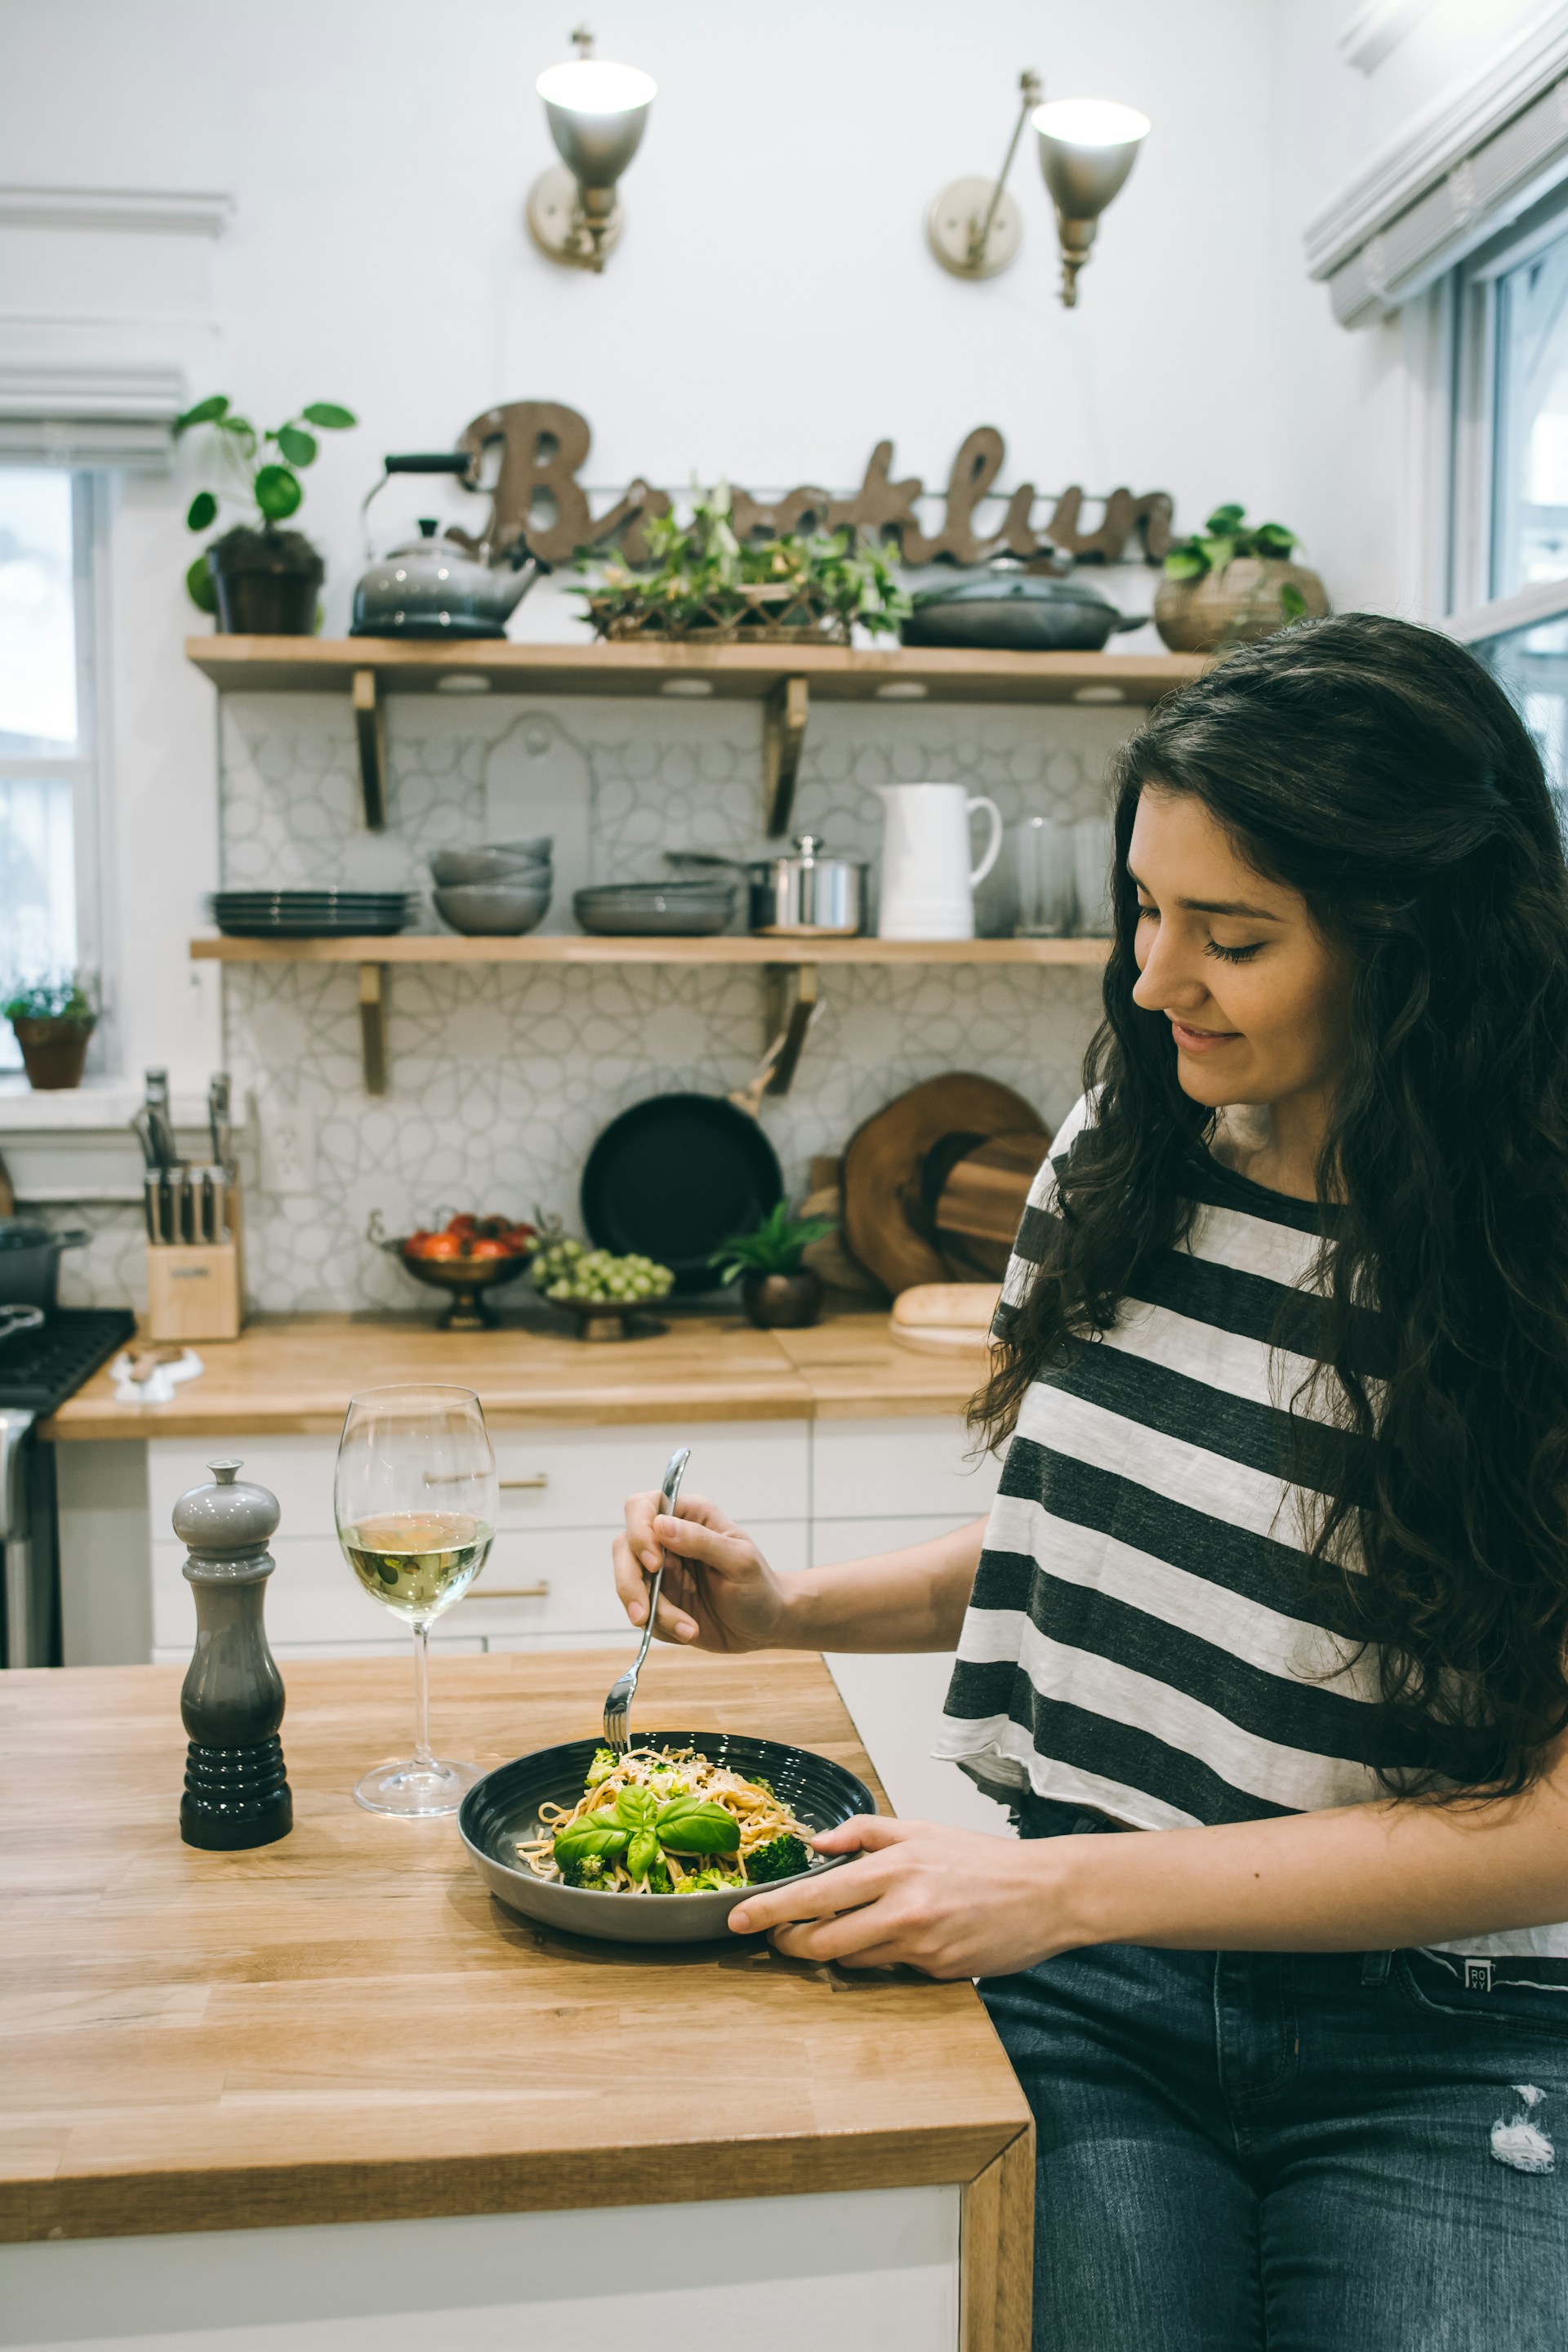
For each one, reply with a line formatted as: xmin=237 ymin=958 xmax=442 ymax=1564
xmin=603 ymin=1445 xmax=690 ymax=1752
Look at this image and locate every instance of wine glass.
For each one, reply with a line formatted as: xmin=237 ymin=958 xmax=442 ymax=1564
xmin=334 ymin=1383 xmax=497 ymax=1815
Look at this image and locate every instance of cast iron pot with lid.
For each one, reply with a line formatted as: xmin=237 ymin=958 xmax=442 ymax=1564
xmin=899 ymin=570 xmax=1145 ymax=653
xmin=0 ymin=1219 xmax=88 ymax=1309
xmin=352 ymin=453 xmax=545 ymax=639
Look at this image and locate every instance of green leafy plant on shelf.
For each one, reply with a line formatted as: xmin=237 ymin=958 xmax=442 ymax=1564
xmin=1162 ymin=504 xmax=1309 ymax=621
xmin=578 ymin=484 xmax=910 ymax=644
xmin=174 ymin=394 xmax=358 ymax=613
xmin=710 ymin=1201 xmax=837 ymax=1286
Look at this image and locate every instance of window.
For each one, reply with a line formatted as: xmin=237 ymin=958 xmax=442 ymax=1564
xmin=0 ymin=469 xmax=105 ymax=1071
xmin=1448 ymin=187 xmax=1568 ymax=826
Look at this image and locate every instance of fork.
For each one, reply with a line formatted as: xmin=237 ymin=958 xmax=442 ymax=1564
xmin=603 ymin=1445 xmax=691 ymax=1752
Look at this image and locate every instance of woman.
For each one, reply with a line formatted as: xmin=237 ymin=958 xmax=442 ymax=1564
xmin=613 ymin=614 xmax=1568 ymax=2349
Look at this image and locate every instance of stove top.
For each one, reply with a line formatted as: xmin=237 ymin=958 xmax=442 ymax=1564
xmin=0 ymin=1307 xmax=136 ymax=1416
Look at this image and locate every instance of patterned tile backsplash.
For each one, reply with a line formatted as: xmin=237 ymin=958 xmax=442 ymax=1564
xmin=53 ymin=690 xmax=1134 ymax=1314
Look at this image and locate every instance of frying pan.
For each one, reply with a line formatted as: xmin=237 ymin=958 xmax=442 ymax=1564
xmin=581 ymin=990 xmax=823 ymax=1291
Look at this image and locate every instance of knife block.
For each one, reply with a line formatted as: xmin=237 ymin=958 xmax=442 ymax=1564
xmin=145 ymin=1183 xmax=245 ymax=1344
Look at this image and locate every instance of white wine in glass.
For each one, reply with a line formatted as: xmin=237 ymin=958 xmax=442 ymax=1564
xmin=335 ymin=1383 xmax=497 ymax=1815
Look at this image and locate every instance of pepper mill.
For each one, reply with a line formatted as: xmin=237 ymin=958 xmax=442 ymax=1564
xmin=174 ymin=1459 xmax=293 ymax=1850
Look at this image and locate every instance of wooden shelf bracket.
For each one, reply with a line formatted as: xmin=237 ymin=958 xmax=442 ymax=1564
xmin=358 ymin=962 xmax=388 ymax=1095
xmin=352 ymin=669 xmax=386 ymax=830
xmin=762 ymin=675 xmax=809 ymax=837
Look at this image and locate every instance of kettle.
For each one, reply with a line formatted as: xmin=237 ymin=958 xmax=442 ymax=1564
xmin=351 ymin=452 xmax=546 ymax=639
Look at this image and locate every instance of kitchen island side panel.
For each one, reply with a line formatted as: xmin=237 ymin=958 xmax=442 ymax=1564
xmin=0 ymin=2189 xmax=961 ymax=2352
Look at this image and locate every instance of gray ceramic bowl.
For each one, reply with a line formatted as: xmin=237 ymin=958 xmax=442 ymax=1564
xmin=574 ymin=883 xmax=737 ymax=938
xmin=433 ymin=880 xmax=552 ymax=936
xmin=459 ymin=1730 xmax=874 ymax=1945
xmin=430 ymin=848 xmax=552 ymax=889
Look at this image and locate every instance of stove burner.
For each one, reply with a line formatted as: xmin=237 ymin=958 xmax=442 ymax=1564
xmin=0 ymin=1307 xmax=136 ymax=1416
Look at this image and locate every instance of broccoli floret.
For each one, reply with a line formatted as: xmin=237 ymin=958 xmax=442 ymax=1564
xmin=745 ymin=1833 xmax=811 ymax=1884
xmin=584 ymin=1748 xmax=620 ymax=1788
xmin=560 ymin=1851 xmax=609 ymax=1889
xmin=676 ymin=1866 xmax=742 ymax=1894
xmin=645 ymin=1856 xmax=673 ymax=1895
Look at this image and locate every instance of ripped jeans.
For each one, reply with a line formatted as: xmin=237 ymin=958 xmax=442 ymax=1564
xmin=979 ymin=1797 xmax=1568 ymax=2352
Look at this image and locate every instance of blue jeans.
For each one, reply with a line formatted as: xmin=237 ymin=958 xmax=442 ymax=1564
xmin=978 ymin=1797 xmax=1568 ymax=2352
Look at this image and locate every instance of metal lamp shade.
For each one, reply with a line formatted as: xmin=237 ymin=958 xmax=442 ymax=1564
xmin=1032 ymin=100 xmax=1149 ymax=305
xmin=538 ymin=59 xmax=656 ymax=189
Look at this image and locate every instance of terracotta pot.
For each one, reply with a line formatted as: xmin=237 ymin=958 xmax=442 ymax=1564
xmin=740 ymin=1267 xmax=823 ymax=1329
xmin=1153 ymin=558 xmax=1329 ymax=654
xmin=207 ymin=526 xmax=324 ymax=635
xmin=11 ymin=1015 xmax=94 ymax=1089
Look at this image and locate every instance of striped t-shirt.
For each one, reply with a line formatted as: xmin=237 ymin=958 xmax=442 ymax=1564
xmin=936 ymin=1094 xmax=1568 ymax=1960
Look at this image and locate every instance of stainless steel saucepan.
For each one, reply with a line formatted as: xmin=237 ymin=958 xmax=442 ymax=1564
xmin=668 ymin=835 xmax=866 ymax=937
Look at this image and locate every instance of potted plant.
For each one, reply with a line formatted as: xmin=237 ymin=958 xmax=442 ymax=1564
xmin=1154 ymin=505 xmax=1330 ymax=653
xmin=710 ymin=1201 xmax=838 ymax=1329
xmin=579 ymin=485 xmax=909 ymax=645
xmin=175 ymin=393 xmax=358 ymax=635
xmin=3 ymin=975 xmax=98 ymax=1090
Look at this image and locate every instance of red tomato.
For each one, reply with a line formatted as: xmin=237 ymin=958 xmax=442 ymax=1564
xmin=405 ymin=1232 xmax=462 ymax=1261
xmin=447 ymin=1214 xmax=479 ymax=1238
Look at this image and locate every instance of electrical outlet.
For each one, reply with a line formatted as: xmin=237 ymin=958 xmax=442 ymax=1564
xmin=260 ymin=1106 xmax=316 ymax=1195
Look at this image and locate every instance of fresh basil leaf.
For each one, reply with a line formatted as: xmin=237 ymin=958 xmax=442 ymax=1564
xmin=656 ymin=1797 xmax=741 ymax=1855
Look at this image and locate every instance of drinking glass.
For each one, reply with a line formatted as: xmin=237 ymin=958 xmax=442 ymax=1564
xmin=334 ymin=1383 xmax=497 ymax=1815
xmin=1009 ymin=816 xmax=1079 ymax=937
xmin=1072 ymin=814 xmax=1116 ymax=936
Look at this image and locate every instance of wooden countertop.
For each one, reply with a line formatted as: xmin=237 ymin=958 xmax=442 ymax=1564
xmin=42 ymin=1310 xmax=991 ymax=1441
xmin=0 ymin=1649 xmax=1031 ymax=2244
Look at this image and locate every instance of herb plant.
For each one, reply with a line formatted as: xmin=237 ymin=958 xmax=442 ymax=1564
xmin=580 ymin=484 xmax=910 ymax=639
xmin=710 ymin=1200 xmax=836 ymax=1285
xmin=2 ymin=976 xmax=96 ymax=1024
xmin=1163 ymin=503 xmax=1308 ymax=620
xmin=174 ymin=394 xmax=358 ymax=611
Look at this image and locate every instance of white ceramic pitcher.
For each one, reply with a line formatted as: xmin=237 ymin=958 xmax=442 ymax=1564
xmin=875 ymin=782 xmax=1004 ymax=940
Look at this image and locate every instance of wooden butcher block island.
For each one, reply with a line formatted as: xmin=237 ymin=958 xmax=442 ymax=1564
xmin=0 ymin=1648 xmax=1032 ymax=2352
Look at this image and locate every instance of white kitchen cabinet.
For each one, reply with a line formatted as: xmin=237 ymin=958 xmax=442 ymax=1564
xmin=810 ymin=1414 xmax=1001 ymax=1521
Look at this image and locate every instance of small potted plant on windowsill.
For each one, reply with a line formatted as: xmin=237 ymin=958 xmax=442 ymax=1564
xmin=3 ymin=976 xmax=98 ymax=1090
xmin=174 ymin=393 xmax=358 ymax=635
xmin=710 ymin=1202 xmax=838 ymax=1330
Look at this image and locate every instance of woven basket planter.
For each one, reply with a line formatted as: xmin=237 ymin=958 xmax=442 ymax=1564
xmin=585 ymin=582 xmax=849 ymax=647
xmin=1154 ymin=558 xmax=1329 ymax=654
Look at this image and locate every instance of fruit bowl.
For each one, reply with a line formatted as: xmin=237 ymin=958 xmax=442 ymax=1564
xmin=368 ymin=1210 xmax=537 ymax=1331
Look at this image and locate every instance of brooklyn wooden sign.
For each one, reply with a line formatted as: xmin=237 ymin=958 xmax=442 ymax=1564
xmin=448 ymin=399 xmax=1174 ymax=572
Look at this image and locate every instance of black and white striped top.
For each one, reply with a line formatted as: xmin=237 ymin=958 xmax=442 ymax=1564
xmin=936 ymin=1094 xmax=1568 ymax=1960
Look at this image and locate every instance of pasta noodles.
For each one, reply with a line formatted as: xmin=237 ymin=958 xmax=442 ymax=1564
xmin=518 ymin=1744 xmax=815 ymax=1895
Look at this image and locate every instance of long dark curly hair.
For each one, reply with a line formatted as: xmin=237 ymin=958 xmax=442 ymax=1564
xmin=974 ymin=612 xmax=1568 ymax=1797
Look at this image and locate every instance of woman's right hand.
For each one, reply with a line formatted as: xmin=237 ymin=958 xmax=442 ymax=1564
xmin=612 ymin=1489 xmax=792 ymax=1655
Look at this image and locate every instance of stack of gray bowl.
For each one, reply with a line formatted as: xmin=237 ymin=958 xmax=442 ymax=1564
xmin=430 ymin=837 xmax=553 ymax=936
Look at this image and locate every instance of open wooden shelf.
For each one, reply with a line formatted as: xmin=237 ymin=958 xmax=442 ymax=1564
xmin=188 ymin=932 xmax=1111 ymax=966
xmin=185 ymin=635 xmax=1200 ymax=705
xmin=189 ymin=931 xmax=1110 ymax=1098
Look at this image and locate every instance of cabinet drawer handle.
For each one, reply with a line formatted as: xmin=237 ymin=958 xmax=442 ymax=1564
xmin=499 ymin=1473 xmax=550 ymax=1490
xmin=466 ymin=1580 xmax=551 ymax=1601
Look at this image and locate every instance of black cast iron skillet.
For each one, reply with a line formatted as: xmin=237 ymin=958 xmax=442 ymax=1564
xmin=581 ymin=1091 xmax=783 ymax=1292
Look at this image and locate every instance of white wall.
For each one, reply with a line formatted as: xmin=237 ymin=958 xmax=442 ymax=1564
xmin=0 ymin=0 xmax=1511 ymax=1229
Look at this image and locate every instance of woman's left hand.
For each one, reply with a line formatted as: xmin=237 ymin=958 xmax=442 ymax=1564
xmin=727 ymin=1815 xmax=1076 ymax=1979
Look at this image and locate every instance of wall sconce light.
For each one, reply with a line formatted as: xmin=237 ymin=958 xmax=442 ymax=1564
xmin=927 ymin=73 xmax=1149 ymax=306
xmin=526 ymin=25 xmax=657 ymax=274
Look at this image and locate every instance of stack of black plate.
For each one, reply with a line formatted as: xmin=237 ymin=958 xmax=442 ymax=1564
xmin=209 ymin=890 xmax=415 ymax=939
